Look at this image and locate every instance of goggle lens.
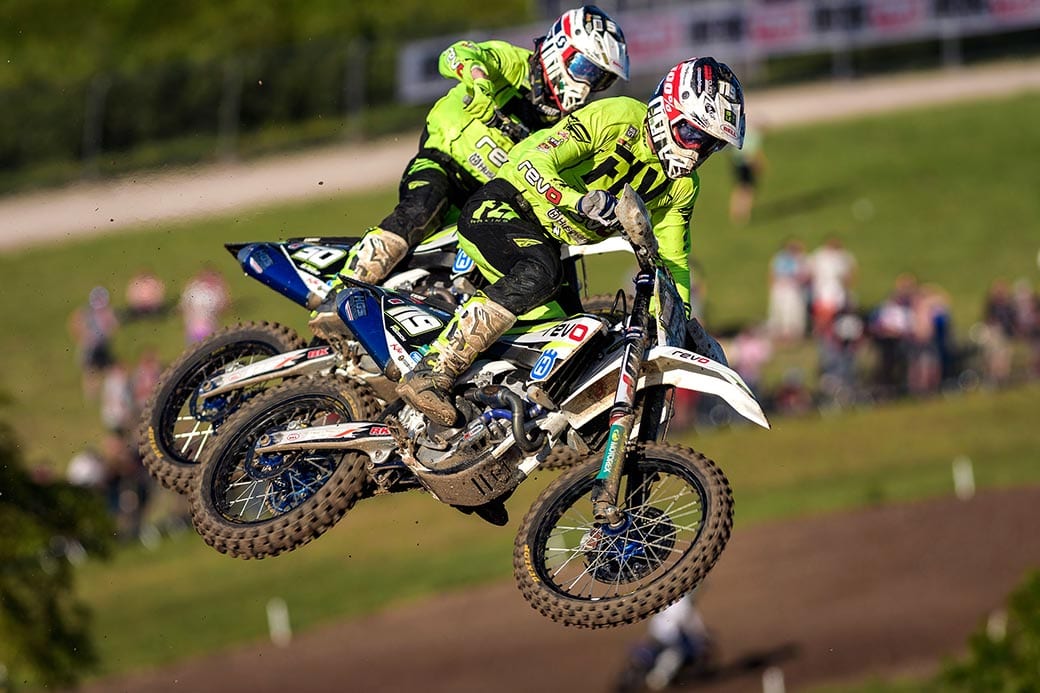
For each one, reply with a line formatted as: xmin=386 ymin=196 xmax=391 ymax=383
xmin=565 ymin=53 xmax=617 ymax=92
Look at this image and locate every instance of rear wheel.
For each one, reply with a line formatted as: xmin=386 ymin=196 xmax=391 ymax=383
xmin=513 ymin=442 xmax=732 ymax=629
xmin=189 ymin=375 xmax=380 ymax=559
xmin=139 ymin=322 xmax=306 ymax=494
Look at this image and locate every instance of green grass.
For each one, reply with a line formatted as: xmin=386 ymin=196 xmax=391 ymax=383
xmin=72 ymin=383 xmax=1040 ymax=678
xmin=3 ymin=88 xmax=1040 ymax=683
xmin=3 ymin=91 xmax=1040 ymax=469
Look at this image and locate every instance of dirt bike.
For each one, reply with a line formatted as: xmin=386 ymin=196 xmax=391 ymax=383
xmin=137 ymin=227 xmax=463 ymax=493
xmin=187 ymin=185 xmax=769 ymax=629
xmin=139 ymin=225 xmax=632 ymax=494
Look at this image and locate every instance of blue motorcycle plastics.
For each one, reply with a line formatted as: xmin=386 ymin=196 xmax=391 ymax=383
xmin=233 ymin=241 xmax=349 ymax=308
xmin=334 ymin=283 xmax=453 ymax=373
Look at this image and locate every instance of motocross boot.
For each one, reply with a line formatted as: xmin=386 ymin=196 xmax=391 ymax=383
xmin=397 ymin=292 xmax=517 ymax=426
xmin=308 ymin=228 xmax=410 ymax=340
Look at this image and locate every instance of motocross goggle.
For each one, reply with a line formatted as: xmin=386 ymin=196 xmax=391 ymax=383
xmin=565 ymin=53 xmax=617 ymax=92
xmin=672 ymin=119 xmax=726 ymax=154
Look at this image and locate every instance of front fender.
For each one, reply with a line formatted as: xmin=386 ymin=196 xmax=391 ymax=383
xmin=641 ymin=346 xmax=770 ymax=429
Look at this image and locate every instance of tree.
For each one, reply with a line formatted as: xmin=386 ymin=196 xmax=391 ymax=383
xmin=0 ymin=420 xmax=114 ymax=689
xmin=939 ymin=571 xmax=1040 ymax=692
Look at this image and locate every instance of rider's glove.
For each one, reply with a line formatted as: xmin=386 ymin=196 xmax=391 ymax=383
xmin=463 ymin=78 xmax=496 ymax=123
xmin=577 ymin=190 xmax=620 ymax=229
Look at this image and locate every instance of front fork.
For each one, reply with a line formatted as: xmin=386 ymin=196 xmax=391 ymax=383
xmin=591 ymin=270 xmax=665 ymax=526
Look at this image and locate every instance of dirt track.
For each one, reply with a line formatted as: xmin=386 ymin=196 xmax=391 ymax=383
xmin=4 ymin=58 xmax=1040 ymax=253
xmin=80 ymin=486 xmax=1040 ymax=693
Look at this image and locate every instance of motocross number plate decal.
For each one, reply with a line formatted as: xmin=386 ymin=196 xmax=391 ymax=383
xmin=291 ymin=245 xmax=348 ymax=270
xmin=386 ymin=305 xmax=444 ymax=336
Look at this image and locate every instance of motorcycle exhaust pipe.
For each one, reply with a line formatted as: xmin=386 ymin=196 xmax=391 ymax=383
xmin=466 ymin=386 xmax=546 ymax=452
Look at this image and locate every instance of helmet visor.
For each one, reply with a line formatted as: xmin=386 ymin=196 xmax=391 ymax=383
xmin=565 ymin=53 xmax=617 ymax=92
xmin=672 ymin=119 xmax=725 ymax=154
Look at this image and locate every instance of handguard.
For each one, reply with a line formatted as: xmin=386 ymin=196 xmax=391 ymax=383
xmin=615 ymin=184 xmax=658 ymax=269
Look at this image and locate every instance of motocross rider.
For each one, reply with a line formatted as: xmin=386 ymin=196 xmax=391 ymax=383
xmin=325 ymin=6 xmax=629 ymax=292
xmin=398 ymin=57 xmax=747 ymax=426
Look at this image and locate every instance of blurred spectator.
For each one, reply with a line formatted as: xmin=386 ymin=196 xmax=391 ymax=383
xmin=728 ymin=122 xmax=767 ymax=226
xmin=125 ymin=268 xmax=167 ymax=319
xmin=906 ymin=285 xmax=945 ymax=395
xmin=1011 ymin=278 xmax=1040 ymax=377
xmin=729 ymin=325 xmax=773 ymax=398
xmin=101 ymin=432 xmax=153 ymax=540
xmin=818 ymin=305 xmax=866 ymax=407
xmin=772 ymin=368 xmax=814 ymax=416
xmin=925 ymin=284 xmax=957 ymax=386
xmin=808 ymin=236 xmax=857 ymax=335
xmin=67 ymin=286 xmax=119 ymax=399
xmin=615 ymin=591 xmax=715 ymax=692
xmin=180 ymin=264 xmax=231 ymax=343
xmin=980 ymin=279 xmax=1015 ymax=385
xmin=766 ymin=238 xmax=810 ymax=343
xmin=869 ymin=273 xmax=916 ymax=398
xmin=132 ymin=347 xmax=163 ymax=411
xmin=100 ymin=362 xmax=134 ymax=434
xmin=66 ymin=446 xmax=107 ymax=490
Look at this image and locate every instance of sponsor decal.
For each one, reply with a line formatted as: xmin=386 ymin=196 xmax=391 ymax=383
xmin=306 ymin=346 xmax=332 ymax=359
xmin=467 ymin=153 xmax=495 ymax=180
xmin=369 ymin=426 xmax=390 ymax=436
xmin=596 ymin=424 xmax=624 ymax=479
xmin=544 ymin=207 xmax=581 ymax=240
xmin=452 ymin=249 xmax=474 ymax=273
xmin=564 ymin=120 xmax=591 ymax=144
xmin=284 ymin=432 xmax=302 ymax=442
xmin=669 ymin=348 xmax=711 ymax=365
xmin=474 ymin=136 xmax=508 ymax=168
xmin=530 ymin=348 xmax=559 ymax=381
xmin=348 ymin=293 xmax=368 ymax=319
xmin=545 ymin=321 xmax=589 ymax=341
xmin=516 ymin=160 xmax=563 ymax=205
xmin=724 ymin=109 xmax=736 ymax=125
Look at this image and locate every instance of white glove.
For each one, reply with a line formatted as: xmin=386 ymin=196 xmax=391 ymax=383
xmin=576 ymin=190 xmax=619 ymax=229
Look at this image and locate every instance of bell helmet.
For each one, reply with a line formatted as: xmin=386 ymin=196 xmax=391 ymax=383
xmin=646 ymin=57 xmax=746 ymax=180
xmin=533 ymin=6 xmax=629 ymax=115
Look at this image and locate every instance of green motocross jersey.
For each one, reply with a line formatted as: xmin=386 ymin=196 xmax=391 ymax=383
xmin=424 ymin=40 xmax=535 ymax=184
xmin=496 ymin=97 xmax=698 ymax=305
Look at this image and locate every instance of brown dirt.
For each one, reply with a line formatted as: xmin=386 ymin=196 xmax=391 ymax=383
xmin=79 ymin=485 xmax=1040 ymax=693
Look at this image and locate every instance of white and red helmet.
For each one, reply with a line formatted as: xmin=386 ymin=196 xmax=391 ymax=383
xmin=534 ymin=6 xmax=629 ymax=114
xmin=646 ymin=57 xmax=746 ymax=179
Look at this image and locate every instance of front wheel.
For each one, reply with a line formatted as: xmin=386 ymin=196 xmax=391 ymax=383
xmin=513 ymin=442 xmax=732 ymax=629
xmin=189 ymin=375 xmax=380 ymax=559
